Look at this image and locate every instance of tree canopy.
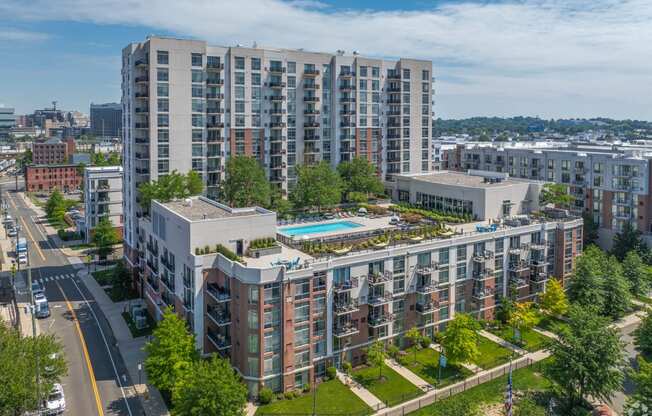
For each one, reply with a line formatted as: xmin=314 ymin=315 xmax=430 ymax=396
xmin=144 ymin=308 xmax=199 ymax=394
xmin=405 ymin=326 xmax=422 ymax=363
xmin=337 ymin=157 xmax=384 ymax=200
xmin=291 ymin=161 xmax=343 ymax=211
xmin=508 ymin=302 xmax=540 ymax=334
xmin=172 ymin=355 xmax=248 ymax=416
xmin=623 ymin=251 xmax=651 ymax=297
xmin=365 ymin=340 xmax=387 ymax=380
xmin=439 ymin=313 xmax=480 ymax=365
xmin=544 ymin=306 xmax=625 ymax=412
xmin=0 ymin=323 xmax=67 ymax=415
xmin=138 ymin=170 xmax=203 ymax=212
xmin=221 ymin=156 xmax=272 ymax=208
xmin=567 ymin=246 xmax=605 ymax=312
xmin=92 ymin=216 xmax=120 ymax=258
xmin=612 ymin=222 xmax=649 ymax=263
xmin=624 ymin=356 xmax=652 ymax=416
xmin=539 ymin=279 xmax=569 ymax=317
xmin=635 ymin=311 xmax=652 ymax=357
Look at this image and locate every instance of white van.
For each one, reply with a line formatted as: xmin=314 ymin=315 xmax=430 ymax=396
xmin=34 ymin=293 xmax=50 ymax=318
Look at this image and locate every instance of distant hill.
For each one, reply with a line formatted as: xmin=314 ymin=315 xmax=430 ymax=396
xmin=433 ymin=117 xmax=652 ymax=137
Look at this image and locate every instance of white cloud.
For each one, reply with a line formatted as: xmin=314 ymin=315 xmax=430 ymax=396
xmin=0 ymin=28 xmax=50 ymax=42
xmin=1 ymin=0 xmax=651 ymax=119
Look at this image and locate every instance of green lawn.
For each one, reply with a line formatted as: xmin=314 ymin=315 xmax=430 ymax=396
xmin=397 ymin=347 xmax=471 ymax=387
xmin=352 ymin=363 xmax=424 ymax=406
xmin=255 ymin=379 xmax=371 ymax=415
xmin=92 ymin=268 xmax=116 ymax=286
xmin=537 ymin=315 xmax=570 ymax=335
xmin=474 ymin=336 xmax=514 ymax=369
xmin=408 ymin=363 xmax=552 ymax=416
xmin=489 ymin=326 xmax=550 ymax=352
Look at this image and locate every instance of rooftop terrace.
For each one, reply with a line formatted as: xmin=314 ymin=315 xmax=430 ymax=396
xmin=161 ymin=196 xmax=272 ymax=222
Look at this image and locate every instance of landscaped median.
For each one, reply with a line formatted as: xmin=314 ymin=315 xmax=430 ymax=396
xmin=255 ymin=379 xmax=372 ymax=416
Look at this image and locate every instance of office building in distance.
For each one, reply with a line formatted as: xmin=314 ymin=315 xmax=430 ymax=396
xmin=90 ymin=102 xmax=122 ymax=138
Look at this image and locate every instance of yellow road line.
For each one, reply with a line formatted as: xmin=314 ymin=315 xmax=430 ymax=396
xmin=56 ymin=281 xmax=105 ymax=416
xmin=19 ymin=216 xmax=46 ymax=261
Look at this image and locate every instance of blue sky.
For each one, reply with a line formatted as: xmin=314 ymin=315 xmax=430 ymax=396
xmin=1 ymin=0 xmax=651 ymax=120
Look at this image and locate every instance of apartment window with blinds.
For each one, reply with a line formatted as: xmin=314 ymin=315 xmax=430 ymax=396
xmin=295 ymin=327 xmax=310 ymax=347
xmin=251 ymin=57 xmax=261 ymax=70
xmin=157 ymin=50 xmax=168 ymax=65
xmin=264 ymin=308 xmax=280 ymax=328
xmin=157 ymin=68 xmax=168 ymax=81
xmin=157 ymin=129 xmax=169 ymax=141
xmin=235 ymin=56 xmax=245 ymax=70
xmin=294 ymin=303 xmax=310 ymax=323
xmin=248 ymin=334 xmax=259 ymax=353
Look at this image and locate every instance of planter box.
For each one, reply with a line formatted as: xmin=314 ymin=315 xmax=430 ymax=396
xmin=250 ymin=245 xmax=282 ymax=258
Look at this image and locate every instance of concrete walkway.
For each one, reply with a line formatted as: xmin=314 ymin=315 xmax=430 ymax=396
xmin=336 ymin=370 xmax=385 ymax=410
xmin=532 ymin=327 xmax=559 ymax=340
xmin=385 ymin=358 xmax=432 ymax=391
xmin=245 ymin=401 xmax=258 ymax=416
xmin=77 ymin=268 xmax=170 ymax=416
xmin=479 ymin=330 xmax=528 ymax=355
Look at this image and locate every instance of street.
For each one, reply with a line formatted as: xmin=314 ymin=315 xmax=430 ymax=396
xmin=3 ymin=180 xmax=142 ymax=416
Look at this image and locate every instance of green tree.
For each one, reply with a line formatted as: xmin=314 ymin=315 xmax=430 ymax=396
xmin=601 ymin=255 xmax=631 ymax=320
xmin=92 ymin=217 xmax=119 ymax=259
xmin=508 ymin=302 xmax=540 ymax=341
xmin=291 ymin=162 xmax=343 ymax=211
xmin=635 ymin=311 xmax=652 ymax=357
xmin=337 ymin=157 xmax=384 ymax=200
xmin=581 ymin=212 xmax=599 ymax=247
xmin=544 ymin=306 xmax=625 ymax=412
xmin=172 ymin=355 xmax=247 ymax=416
xmin=539 ymin=279 xmax=569 ymax=317
xmin=405 ymin=326 xmax=422 ymax=363
xmin=20 ymin=148 xmax=33 ymax=167
xmin=540 ymin=183 xmax=573 ymax=209
xmin=138 ymin=170 xmax=204 ymax=212
xmin=624 ymin=356 xmax=652 ymax=416
xmin=567 ymin=246 xmax=605 ymax=312
xmin=269 ymin=188 xmax=292 ymax=218
xmin=109 ymin=260 xmax=133 ymax=301
xmin=623 ymin=251 xmax=650 ymax=297
xmin=612 ymin=222 xmax=648 ymax=262
xmin=221 ymin=156 xmax=271 ymax=207
xmin=496 ymin=296 xmax=515 ymax=324
xmin=365 ymin=340 xmax=387 ymax=380
xmin=107 ymin=152 xmax=121 ymax=165
xmin=45 ymin=189 xmax=64 ymax=217
xmin=439 ymin=313 xmax=480 ymax=365
xmin=0 ymin=323 xmax=67 ymax=415
xmin=144 ymin=308 xmax=198 ymax=394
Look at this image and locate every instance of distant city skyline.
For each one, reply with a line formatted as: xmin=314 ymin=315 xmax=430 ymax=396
xmin=1 ymin=0 xmax=651 ymax=120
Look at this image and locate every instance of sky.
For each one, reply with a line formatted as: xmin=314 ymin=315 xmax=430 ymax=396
xmin=1 ymin=0 xmax=651 ymax=120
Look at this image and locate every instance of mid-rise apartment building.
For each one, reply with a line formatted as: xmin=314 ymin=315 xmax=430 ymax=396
xmin=121 ymin=36 xmax=434 ymax=269
xmin=135 ymin=176 xmax=581 ymax=397
xmin=32 ymin=137 xmax=75 ymax=165
xmin=83 ymin=166 xmax=124 ymax=243
xmin=445 ymin=141 xmax=652 ymax=248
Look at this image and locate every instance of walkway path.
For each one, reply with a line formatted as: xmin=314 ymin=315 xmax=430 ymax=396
xmin=532 ymin=327 xmax=559 ymax=340
xmin=385 ymin=358 xmax=432 ymax=391
xmin=336 ymin=370 xmax=385 ymax=410
xmin=479 ymin=330 xmax=528 ymax=355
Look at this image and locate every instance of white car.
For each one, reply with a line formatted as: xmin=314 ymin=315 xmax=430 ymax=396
xmin=44 ymin=383 xmax=66 ymax=414
xmin=7 ymin=228 xmax=17 ymax=237
xmin=18 ymin=254 xmax=27 ymax=265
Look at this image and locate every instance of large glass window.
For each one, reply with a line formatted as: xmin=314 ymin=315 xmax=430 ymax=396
xmin=157 ymin=50 xmax=168 ymax=65
xmin=294 ymin=327 xmax=310 ymax=347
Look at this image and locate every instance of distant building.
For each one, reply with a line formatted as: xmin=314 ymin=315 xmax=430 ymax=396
xmin=10 ymin=126 xmax=42 ymax=139
xmin=25 ymin=164 xmax=82 ymax=192
xmin=32 ymin=137 xmax=76 ymax=165
xmin=71 ymin=153 xmax=91 ymax=165
xmin=0 ymin=107 xmax=15 ymax=139
xmin=83 ymin=166 xmax=123 ymax=243
xmin=90 ymin=103 xmax=122 ymax=138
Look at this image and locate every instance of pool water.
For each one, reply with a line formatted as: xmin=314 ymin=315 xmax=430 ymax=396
xmin=280 ymin=221 xmax=363 ymax=236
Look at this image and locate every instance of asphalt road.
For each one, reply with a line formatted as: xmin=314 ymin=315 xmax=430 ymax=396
xmin=3 ymin=181 xmax=142 ymax=416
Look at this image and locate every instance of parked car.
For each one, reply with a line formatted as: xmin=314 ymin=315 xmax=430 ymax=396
xmin=34 ymin=293 xmax=50 ymax=318
xmin=44 ymin=383 xmax=65 ymax=414
xmin=18 ymin=253 xmax=27 ymax=265
xmin=32 ymin=281 xmax=44 ymax=296
xmin=7 ymin=227 xmax=17 ymax=237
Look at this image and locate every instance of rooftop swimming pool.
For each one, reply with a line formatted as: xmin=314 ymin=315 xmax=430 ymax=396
xmin=280 ymin=221 xmax=363 ymax=237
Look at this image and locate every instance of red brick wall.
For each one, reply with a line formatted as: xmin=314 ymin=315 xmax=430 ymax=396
xmin=25 ymin=165 xmax=81 ymax=192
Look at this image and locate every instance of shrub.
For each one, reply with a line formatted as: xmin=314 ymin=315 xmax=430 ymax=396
xmin=326 ymin=366 xmax=337 ymax=380
xmin=302 ymin=383 xmax=311 ymax=393
xmin=258 ymin=387 xmax=273 ymax=405
xmin=342 ymin=361 xmax=352 ymax=375
xmin=284 ymin=391 xmax=295 ymax=400
xmin=275 ymin=393 xmax=285 ymax=401
xmin=387 ymin=344 xmax=400 ymax=359
xmin=195 ymin=247 xmax=201 ymax=255
xmin=420 ymin=336 xmax=432 ymax=349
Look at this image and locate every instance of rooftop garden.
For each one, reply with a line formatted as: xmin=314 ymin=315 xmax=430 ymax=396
xmin=389 ymin=203 xmax=474 ymax=224
xmin=298 ymin=223 xmax=456 ymax=258
xmin=194 ymin=243 xmax=243 ymax=263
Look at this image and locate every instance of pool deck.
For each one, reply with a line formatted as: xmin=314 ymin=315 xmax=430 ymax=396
xmin=278 ymin=216 xmax=396 ymax=240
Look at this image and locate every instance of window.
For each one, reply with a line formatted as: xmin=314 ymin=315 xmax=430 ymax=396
xmin=402 ymin=68 xmax=411 ymax=79
xmin=295 ymin=279 xmax=310 ymax=300
xmin=359 ymin=66 xmax=368 ymax=77
xmin=294 ymin=327 xmax=310 ymax=347
xmin=264 ymin=355 xmax=280 ymax=376
xmin=422 ymin=69 xmax=430 ymax=81
xmin=157 ymin=114 xmax=169 ymax=127
xmin=264 ymin=332 xmax=280 ymax=353
xmin=287 ymin=61 xmax=296 ymax=73
xmin=191 ymin=114 xmax=204 ymax=127
xmin=157 ymin=83 xmax=168 ymax=97
xmin=235 ymin=72 xmax=245 ymax=85
xmin=249 ymin=286 xmax=259 ymax=304
xmin=456 ymin=245 xmax=467 ymax=260
xmin=235 ymin=56 xmax=245 ymax=70
xmin=191 ymin=99 xmax=204 ymax=113
xmin=248 ymin=334 xmax=259 ymax=353
xmin=157 ymin=144 xmax=169 ymax=158
xmin=372 ymin=66 xmax=380 ymax=77
xmin=157 ymin=50 xmax=168 ymax=65
xmin=191 ymin=53 xmax=202 ymax=67
xmin=157 ymin=99 xmax=169 ymax=112
xmin=192 ymin=144 xmax=203 ymax=157
xmin=251 ymin=57 xmax=261 ymax=70
xmin=158 ymin=159 xmax=169 ymax=174
xmin=248 ymin=357 xmax=259 ymax=377
xmin=191 ymin=85 xmax=203 ymax=98
xmin=456 ymin=263 xmax=467 ymax=280
xmin=439 ymin=248 xmax=449 ymax=264
xmin=295 ymin=350 xmax=310 ymax=368
xmin=191 ymin=69 xmax=203 ymax=83
xmin=264 ymin=308 xmax=280 ymax=328
xmin=294 ymin=303 xmax=310 ymax=323
xmin=157 ymin=68 xmax=168 ymax=81
xmin=251 ymin=73 xmax=261 ymax=86
xmin=157 ymin=129 xmax=169 ymax=142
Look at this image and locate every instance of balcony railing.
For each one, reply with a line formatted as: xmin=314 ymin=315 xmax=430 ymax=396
xmin=303 ymin=96 xmax=320 ymax=102
xmin=304 ymin=68 xmax=320 ymax=76
xmin=367 ymin=271 xmax=392 ymax=285
xmin=368 ymin=291 xmax=393 ymax=306
xmin=206 ymin=78 xmax=224 ymax=85
xmin=206 ymin=306 xmax=231 ymax=326
xmin=368 ymin=313 xmax=395 ymax=327
xmin=531 ymin=272 xmax=549 ymax=283
xmin=207 ymin=330 xmax=231 ymax=350
xmin=416 ymin=301 xmax=437 ymax=314
xmin=206 ymin=283 xmax=231 ymax=303
xmin=333 ymin=278 xmax=358 ymax=292
xmin=333 ymin=323 xmax=359 ymax=338
xmin=508 ymin=260 xmax=530 ymax=273
xmin=416 ymin=282 xmax=437 ymax=294
xmin=472 ymin=288 xmax=495 ymax=300
xmin=472 ymin=250 xmax=494 ymax=262
xmin=510 ymin=278 xmax=529 ymax=289
xmin=416 ymin=262 xmax=438 ymax=275
xmin=333 ymin=299 xmax=359 ymax=315
xmin=472 ymin=269 xmax=495 ymax=281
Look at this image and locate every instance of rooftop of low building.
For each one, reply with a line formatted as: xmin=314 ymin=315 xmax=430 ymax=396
xmin=160 ymin=196 xmax=272 ymax=222
xmin=396 ymin=170 xmax=536 ymax=188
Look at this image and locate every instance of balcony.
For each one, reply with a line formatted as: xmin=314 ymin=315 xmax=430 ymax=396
xmin=146 ymin=274 xmax=159 ymax=291
xmin=334 ymin=323 xmax=359 ymax=338
xmin=269 ymin=95 xmax=286 ymax=102
xmin=333 ymin=299 xmax=359 ymax=315
xmin=268 ymin=81 xmax=286 ymax=89
xmin=530 ymin=242 xmax=546 ymax=251
xmin=206 ymin=107 xmax=224 ymax=114
xmin=147 ymin=241 xmax=159 ymax=256
xmin=472 ymin=250 xmax=494 ymax=263
xmin=206 ymin=305 xmax=231 ymax=326
xmin=416 ymin=262 xmax=438 ymax=275
xmin=146 ymin=259 xmax=158 ymax=275
xmin=206 ymin=77 xmax=224 ymax=86
xmin=135 ymin=59 xmax=148 ymax=68
xmin=416 ymin=301 xmax=437 ymax=314
xmin=303 ymin=96 xmax=320 ymax=103
xmin=368 ymin=313 xmax=395 ymax=328
xmin=387 ymin=86 xmax=401 ymax=93
xmin=135 ymin=75 xmax=149 ymax=84
xmin=472 ymin=269 xmax=494 ymax=281
xmin=135 ymin=167 xmax=150 ymax=175
xmin=340 ymin=110 xmax=356 ymax=116
xmin=207 ymin=330 xmax=231 ymax=350
xmin=531 ymin=272 xmax=549 ymax=283
xmin=207 ymin=93 xmax=224 ymax=100
xmin=207 ymin=122 xmax=225 ymax=129
xmin=333 ymin=278 xmax=358 ymax=292
xmin=134 ymin=123 xmax=149 ymax=129
xmin=303 ymin=109 xmax=320 ymax=115
xmin=135 ymin=92 xmax=149 ymax=99
xmin=367 ymin=271 xmax=392 ymax=285
xmin=416 ymin=281 xmax=437 ymax=295
xmin=270 ymin=122 xmax=287 ymax=129
xmin=508 ymin=260 xmax=530 ymax=273
xmin=207 ymin=62 xmax=224 ymax=70
xmin=387 ymin=72 xmax=400 ymax=80
xmin=340 ymin=96 xmax=356 ymax=103
xmin=161 ymin=272 xmax=175 ymax=292
xmin=339 ymin=70 xmax=355 ymax=78
xmin=269 ymin=66 xmax=286 ymax=74
xmin=303 ymin=121 xmax=320 ymax=129
xmin=530 ymin=259 xmax=548 ymax=268
xmin=387 ymin=97 xmax=401 ymax=104
xmin=134 ymin=107 xmax=149 ymax=114
xmin=368 ymin=291 xmax=393 ymax=306
xmin=472 ymin=288 xmax=495 ymax=300
xmin=270 ymin=108 xmax=286 ymax=115
xmin=340 ymin=122 xmax=356 ymax=128
xmin=339 ymin=84 xmax=356 ymax=92
xmin=304 ymin=68 xmax=320 ymax=76
xmin=206 ymin=283 xmax=231 ymax=303
xmin=303 ymin=83 xmax=320 ymax=90
xmin=510 ymin=278 xmax=529 ymax=289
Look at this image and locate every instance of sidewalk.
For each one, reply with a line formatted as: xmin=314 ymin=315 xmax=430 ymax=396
xmin=385 ymin=358 xmax=432 ymax=391
xmin=77 ymin=268 xmax=170 ymax=416
xmin=336 ymin=370 xmax=385 ymax=410
xmin=479 ymin=330 xmax=528 ymax=355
